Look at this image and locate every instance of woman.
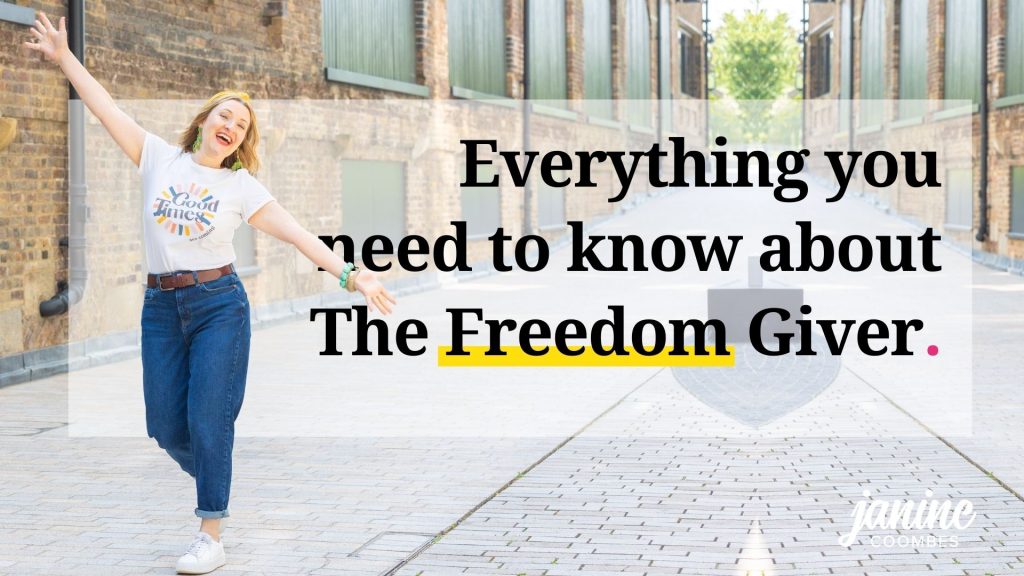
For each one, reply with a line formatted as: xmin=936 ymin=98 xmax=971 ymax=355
xmin=24 ymin=13 xmax=397 ymax=575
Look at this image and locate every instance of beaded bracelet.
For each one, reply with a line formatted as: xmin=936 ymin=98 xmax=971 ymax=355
xmin=338 ymin=262 xmax=355 ymax=290
xmin=345 ymin=268 xmax=361 ymax=293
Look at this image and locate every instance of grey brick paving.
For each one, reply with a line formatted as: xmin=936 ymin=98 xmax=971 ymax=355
xmin=396 ymin=381 xmax=1024 ymax=576
xmin=2 ymin=190 xmax=1023 ymax=575
xmin=391 ymin=193 xmax=1024 ymax=575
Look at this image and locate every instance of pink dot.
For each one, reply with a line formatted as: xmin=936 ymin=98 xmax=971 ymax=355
xmin=927 ymin=345 xmax=939 ymax=356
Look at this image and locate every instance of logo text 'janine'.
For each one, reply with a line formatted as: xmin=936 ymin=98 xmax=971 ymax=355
xmin=838 ymin=489 xmax=975 ymax=548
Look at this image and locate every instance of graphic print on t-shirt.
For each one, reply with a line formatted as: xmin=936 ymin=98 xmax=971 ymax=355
xmin=152 ymin=182 xmax=220 ymax=241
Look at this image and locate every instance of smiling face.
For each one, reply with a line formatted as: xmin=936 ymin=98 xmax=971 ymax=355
xmin=201 ymin=100 xmax=251 ymax=161
xmin=180 ymin=92 xmax=262 ymax=173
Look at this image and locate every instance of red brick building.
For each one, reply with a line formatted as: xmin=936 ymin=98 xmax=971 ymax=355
xmin=0 ymin=0 xmax=708 ymax=385
xmin=803 ymin=0 xmax=1024 ymax=269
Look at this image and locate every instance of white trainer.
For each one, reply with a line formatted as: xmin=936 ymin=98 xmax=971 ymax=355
xmin=175 ymin=532 xmax=226 ymax=574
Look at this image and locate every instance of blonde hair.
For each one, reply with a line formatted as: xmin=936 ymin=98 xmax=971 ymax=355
xmin=179 ymin=90 xmax=261 ymax=175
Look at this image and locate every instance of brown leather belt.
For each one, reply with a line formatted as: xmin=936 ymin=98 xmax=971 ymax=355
xmin=147 ymin=264 xmax=235 ymax=291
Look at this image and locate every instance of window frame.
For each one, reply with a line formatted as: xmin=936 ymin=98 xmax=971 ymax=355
xmin=460 ymin=162 xmax=502 ymax=240
xmin=340 ymin=159 xmax=409 ymax=258
xmin=942 ymin=0 xmax=982 ymax=107
xmin=583 ymin=0 xmax=614 ymax=118
xmin=859 ymin=0 xmax=886 ymax=127
xmin=0 ymin=2 xmax=35 ymax=26
xmin=322 ymin=0 xmax=428 ymax=97
xmin=527 ymin=0 xmax=569 ymax=103
xmin=897 ymin=0 xmax=929 ymax=119
xmin=448 ymin=0 xmax=507 ymax=98
xmin=809 ymin=28 xmax=833 ymax=99
xmin=1011 ymin=166 xmax=1024 ymax=236
xmin=943 ymin=167 xmax=974 ymax=230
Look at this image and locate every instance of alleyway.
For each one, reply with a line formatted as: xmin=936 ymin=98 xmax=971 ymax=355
xmin=1 ymin=186 xmax=1021 ymax=575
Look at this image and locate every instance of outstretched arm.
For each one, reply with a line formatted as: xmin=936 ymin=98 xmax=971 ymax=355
xmin=248 ymin=201 xmax=397 ymax=315
xmin=23 ymin=12 xmax=146 ymax=167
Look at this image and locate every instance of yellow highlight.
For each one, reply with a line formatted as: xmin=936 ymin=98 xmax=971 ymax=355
xmin=184 ymin=226 xmax=190 ymax=236
xmin=437 ymin=345 xmax=735 ymax=367
xmin=162 ymin=191 xmax=171 ymax=199
xmin=156 ymin=216 xmax=166 ymax=224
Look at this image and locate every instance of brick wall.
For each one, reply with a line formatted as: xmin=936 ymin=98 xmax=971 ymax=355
xmin=1 ymin=0 xmax=707 ymax=369
xmin=0 ymin=1 xmax=70 ymax=358
xmin=803 ymin=0 xmax=1024 ymax=262
xmin=987 ymin=0 xmax=1024 ymax=260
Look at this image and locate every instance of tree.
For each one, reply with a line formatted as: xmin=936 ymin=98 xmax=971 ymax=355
xmin=711 ymin=10 xmax=800 ymax=142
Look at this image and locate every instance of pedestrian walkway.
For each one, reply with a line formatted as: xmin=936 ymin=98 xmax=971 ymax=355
xmin=396 ymin=370 xmax=1024 ymax=575
xmin=954 ymin=264 xmax=1024 ymax=495
xmin=1 ymin=188 xmax=1021 ymax=575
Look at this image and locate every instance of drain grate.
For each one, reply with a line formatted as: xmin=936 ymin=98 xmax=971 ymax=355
xmin=348 ymin=530 xmax=435 ymax=558
xmin=347 ymin=530 xmax=436 ymax=575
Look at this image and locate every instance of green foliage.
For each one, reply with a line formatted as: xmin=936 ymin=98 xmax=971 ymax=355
xmin=710 ymin=99 xmax=802 ymax=146
xmin=712 ymin=10 xmax=800 ymax=101
xmin=710 ymin=10 xmax=801 ymax=142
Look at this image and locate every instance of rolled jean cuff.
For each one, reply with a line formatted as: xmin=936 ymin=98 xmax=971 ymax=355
xmin=195 ymin=508 xmax=230 ymax=519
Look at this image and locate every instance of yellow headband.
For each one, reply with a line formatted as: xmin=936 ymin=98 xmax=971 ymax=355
xmin=208 ymin=90 xmax=251 ymax=104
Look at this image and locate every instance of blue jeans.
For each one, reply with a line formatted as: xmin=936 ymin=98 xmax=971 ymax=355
xmin=141 ymin=271 xmax=250 ymax=519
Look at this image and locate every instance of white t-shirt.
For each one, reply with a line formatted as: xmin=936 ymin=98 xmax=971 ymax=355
xmin=139 ymin=132 xmax=275 ymax=274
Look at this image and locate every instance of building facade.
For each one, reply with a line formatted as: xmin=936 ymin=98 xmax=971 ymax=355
xmin=803 ymin=0 xmax=1024 ymax=268
xmin=0 ymin=0 xmax=708 ymax=386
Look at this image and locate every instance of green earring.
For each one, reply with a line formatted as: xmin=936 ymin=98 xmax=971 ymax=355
xmin=192 ymin=133 xmax=202 ymax=153
xmin=231 ymin=159 xmax=243 ymax=171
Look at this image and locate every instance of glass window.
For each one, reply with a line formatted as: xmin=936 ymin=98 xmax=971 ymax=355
xmin=859 ymin=0 xmax=886 ymax=126
xmin=1011 ymin=167 xmax=1024 ymax=234
xmin=944 ymin=0 xmax=982 ymax=106
xmin=528 ymin=0 xmax=568 ymax=101
xmin=322 ymin=0 xmax=416 ymax=84
xmin=538 ymin=171 xmax=566 ymax=229
xmin=898 ymin=0 xmax=928 ymax=118
xmin=809 ymin=29 xmax=832 ymax=98
xmin=944 ymin=168 xmax=973 ymax=228
xmin=584 ymin=0 xmax=613 ymax=118
xmin=448 ymin=0 xmax=506 ymax=96
xmin=839 ymin=0 xmax=852 ymax=131
xmin=626 ymin=0 xmax=652 ymax=126
xmin=679 ymin=29 xmax=702 ymax=98
xmin=1007 ymin=0 xmax=1024 ymax=97
xmin=341 ymin=160 xmax=406 ymax=252
xmin=460 ymin=162 xmax=501 ymax=239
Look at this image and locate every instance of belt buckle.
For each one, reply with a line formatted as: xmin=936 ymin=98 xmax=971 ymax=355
xmin=158 ymin=272 xmax=176 ymax=291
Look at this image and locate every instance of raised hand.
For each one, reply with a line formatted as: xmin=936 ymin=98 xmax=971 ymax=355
xmin=21 ymin=10 xmax=146 ymax=166
xmin=354 ymin=269 xmax=398 ymax=315
xmin=23 ymin=12 xmax=69 ymax=64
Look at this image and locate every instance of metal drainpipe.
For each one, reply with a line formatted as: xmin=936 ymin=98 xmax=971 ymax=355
xmin=847 ymin=0 xmax=855 ymax=155
xmin=521 ymin=0 xmax=533 ymax=236
xmin=40 ymin=0 xmax=87 ymax=317
xmin=801 ymin=0 xmax=808 ymax=147
xmin=702 ymin=0 xmax=709 ymax=146
xmin=656 ymin=0 xmax=663 ymax=163
xmin=976 ymin=0 xmax=989 ymax=242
